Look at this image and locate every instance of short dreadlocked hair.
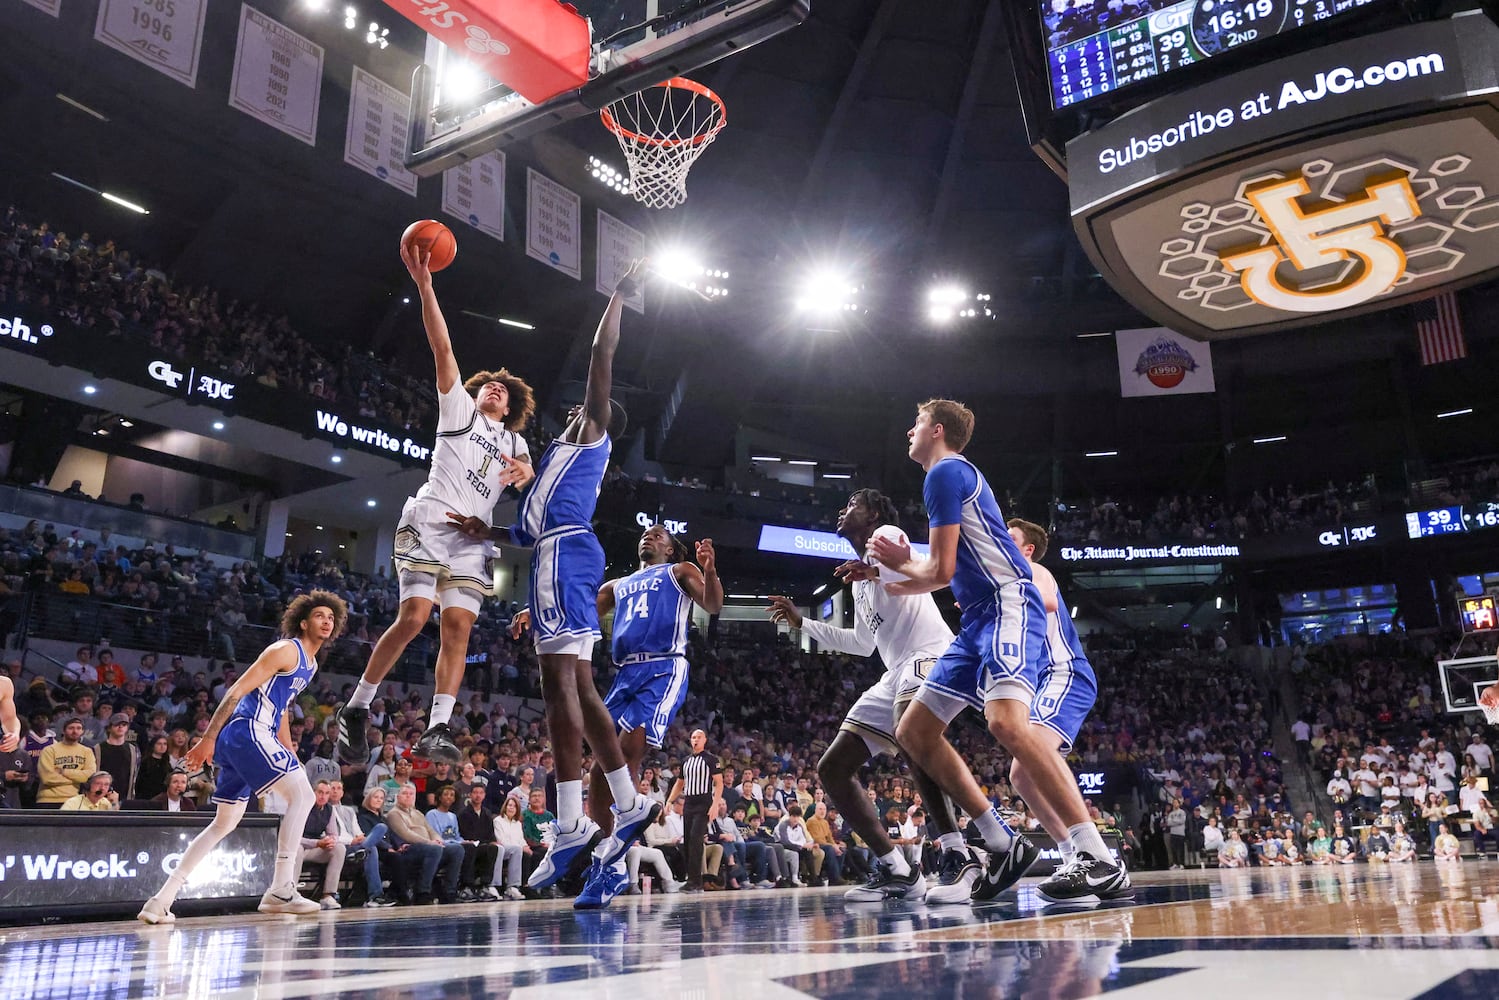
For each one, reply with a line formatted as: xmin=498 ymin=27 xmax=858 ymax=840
xmin=851 ymin=489 xmax=900 ymax=531
xmin=280 ymin=590 xmax=348 ymax=641
xmin=463 ymin=369 xmax=536 ymax=433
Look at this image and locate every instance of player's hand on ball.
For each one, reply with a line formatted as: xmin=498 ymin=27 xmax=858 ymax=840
xmin=184 ymin=738 xmax=215 ymax=772
xmin=835 ymin=559 xmax=878 ymax=583
xmin=446 ymin=512 xmax=490 ymax=540
xmin=695 ymin=538 xmax=716 ymax=574
xmin=499 ymin=455 xmax=534 ymax=490
xmin=767 ymin=596 xmax=803 ymax=629
xmin=1481 ymin=684 xmax=1499 ymax=710
xmin=509 ymin=609 xmax=531 ymax=641
xmin=867 ymin=532 xmax=910 ymax=569
xmin=399 ymin=243 xmax=433 ymax=288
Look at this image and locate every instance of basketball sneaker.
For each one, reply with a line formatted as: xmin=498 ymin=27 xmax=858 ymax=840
xmin=258 ymin=884 xmax=321 ymax=915
xmin=411 ymin=722 xmax=463 ymax=765
xmin=137 ymin=896 xmax=176 ymax=925
xmin=527 ymin=816 xmax=601 ymax=890
xmin=574 ymin=860 xmax=631 ymax=910
xmin=926 ymin=847 xmax=982 ymax=905
xmin=1036 ymin=852 xmax=1133 ymax=903
xmin=593 ymin=794 xmax=662 ymax=868
xmin=844 ymin=863 xmax=927 ymax=902
xmin=971 ymin=836 xmax=1041 ymax=903
xmin=334 ymin=705 xmax=369 ymax=765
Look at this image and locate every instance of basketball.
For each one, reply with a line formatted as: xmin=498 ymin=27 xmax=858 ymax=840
xmin=400 ymin=219 xmax=456 ymax=272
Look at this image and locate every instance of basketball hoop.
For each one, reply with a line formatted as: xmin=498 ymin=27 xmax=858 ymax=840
xmin=601 ymin=77 xmax=726 ymax=210
xmin=1484 ymin=702 xmax=1499 ymax=726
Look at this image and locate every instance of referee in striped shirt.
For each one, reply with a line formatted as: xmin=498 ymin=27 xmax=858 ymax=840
xmin=668 ymin=729 xmax=722 ymax=892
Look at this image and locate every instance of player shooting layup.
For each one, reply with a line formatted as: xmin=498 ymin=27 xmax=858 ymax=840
xmin=337 ymin=244 xmax=535 ymax=767
xmin=767 ymin=490 xmax=956 ymax=903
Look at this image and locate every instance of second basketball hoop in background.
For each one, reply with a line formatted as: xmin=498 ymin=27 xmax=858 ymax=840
xmin=602 ymin=77 xmax=726 ymax=210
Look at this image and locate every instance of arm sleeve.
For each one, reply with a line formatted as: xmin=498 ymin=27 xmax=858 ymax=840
xmin=436 ymin=381 xmax=478 ymax=435
xmin=923 ymin=460 xmax=972 ymax=528
xmin=799 ymin=617 xmax=877 ymax=657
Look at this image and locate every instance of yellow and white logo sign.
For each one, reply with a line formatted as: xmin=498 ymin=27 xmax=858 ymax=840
xmin=1220 ymin=174 xmax=1420 ymax=312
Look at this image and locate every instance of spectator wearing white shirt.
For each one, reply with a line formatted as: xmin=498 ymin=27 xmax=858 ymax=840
xmin=1399 ymin=766 xmax=1423 ymax=801
xmin=1326 ymin=770 xmax=1352 ymax=808
xmin=1388 ymin=823 xmax=1417 ymax=862
xmin=62 ymin=647 xmax=96 ymax=687
xmin=1379 ymin=775 xmax=1402 ymax=810
xmin=1431 ymin=743 xmax=1458 ymax=794
xmin=1291 ymin=718 xmax=1311 ymax=763
xmin=1433 ymin=822 xmax=1462 ymax=862
xmin=1352 ymin=764 xmax=1380 ymax=815
xmin=1219 ymin=829 xmax=1248 ymax=868
xmin=1201 ymin=817 xmax=1225 ymax=863
xmin=1468 ymin=733 xmax=1493 ymax=775
xmin=1166 ymin=799 xmax=1187 ymax=870
xmin=1458 ymin=775 xmax=1488 ymax=816
xmin=1472 ymin=796 xmax=1498 ymax=859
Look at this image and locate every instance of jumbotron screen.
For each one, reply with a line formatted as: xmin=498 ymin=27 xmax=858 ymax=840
xmin=1042 ymin=0 xmax=1385 ymax=109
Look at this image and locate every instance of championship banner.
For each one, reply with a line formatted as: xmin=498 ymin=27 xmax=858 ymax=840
xmin=525 ymin=169 xmax=582 ymax=279
xmin=443 ymin=152 xmax=506 ymax=243
xmin=94 ymin=0 xmax=209 ymax=88
xmin=228 ymin=4 xmax=324 ymax=146
xmin=597 ymin=210 xmax=645 ymax=314
xmin=344 ymin=67 xmax=418 ymax=196
xmin=1115 ymin=327 xmax=1215 ymax=397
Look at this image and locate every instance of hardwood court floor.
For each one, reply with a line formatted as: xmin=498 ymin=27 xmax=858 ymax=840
xmin=3 ymin=864 xmax=1498 ymax=998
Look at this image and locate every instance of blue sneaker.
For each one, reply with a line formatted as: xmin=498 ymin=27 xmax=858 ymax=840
xmin=592 ymin=795 xmax=662 ymax=868
xmin=574 ymin=860 xmax=631 ymax=910
xmin=527 ymin=816 xmax=601 ymax=891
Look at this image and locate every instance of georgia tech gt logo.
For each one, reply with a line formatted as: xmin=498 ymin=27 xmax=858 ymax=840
xmin=1220 ymin=173 xmax=1419 ymax=313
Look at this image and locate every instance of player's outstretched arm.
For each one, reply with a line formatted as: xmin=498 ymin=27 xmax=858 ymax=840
xmin=402 ymin=244 xmax=461 ymax=394
xmin=873 ymin=524 xmax=958 ymax=596
xmin=186 ymin=640 xmax=299 ymax=770
xmin=580 ymin=259 xmax=647 ymax=443
xmin=0 ymin=676 xmax=18 ymax=753
xmin=677 ymin=539 xmax=723 ymax=614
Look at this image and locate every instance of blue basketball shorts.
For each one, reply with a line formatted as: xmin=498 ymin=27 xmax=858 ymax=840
xmin=604 ymin=656 xmax=691 ymax=749
xmin=1030 ymin=656 xmax=1098 ymax=754
xmin=530 ymin=526 xmax=605 ymax=655
xmin=914 ymin=579 xmax=1046 ymax=725
xmin=211 ymin=717 xmax=302 ymax=804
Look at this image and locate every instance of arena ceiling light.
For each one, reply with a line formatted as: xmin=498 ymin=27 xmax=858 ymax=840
xmin=822 ymin=473 xmax=851 ymax=480
xmin=751 ymin=455 xmax=780 ymax=462
xmin=330 ymin=454 xmax=342 ymax=464
xmin=814 ymin=584 xmax=829 ymax=596
xmin=1084 ymin=450 xmax=1117 ymax=458
xmin=926 ymin=284 xmax=968 ymax=323
xmin=1253 ymin=435 xmax=1287 ymax=444
xmin=650 ymin=249 xmax=729 ymax=299
xmin=588 ymin=156 xmax=633 ymax=197
xmin=1077 ymin=331 xmax=1113 ymax=339
xmin=497 ymin=318 xmax=535 ymax=330
xmin=787 ymin=460 xmax=817 ymax=466
xmin=794 ymin=269 xmax=858 ymax=315
xmin=82 ymin=385 xmax=97 ymax=395
xmin=55 ymin=94 xmax=109 ymax=121
xmin=366 ymin=499 xmax=378 ymax=508
xmin=1438 ymin=407 xmax=1474 ymax=418
xmin=212 ymin=421 xmax=225 ymax=431
xmin=101 ymin=192 xmax=150 ymax=215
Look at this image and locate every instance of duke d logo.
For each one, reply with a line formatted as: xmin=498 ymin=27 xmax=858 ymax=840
xmin=1220 ymin=174 xmax=1419 ymax=313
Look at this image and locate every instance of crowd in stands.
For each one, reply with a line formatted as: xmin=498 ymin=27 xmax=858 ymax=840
xmin=1422 ymin=458 xmax=1499 ymax=508
xmin=1048 ymin=478 xmax=1379 ymax=545
xmin=0 ymin=205 xmax=433 ymax=434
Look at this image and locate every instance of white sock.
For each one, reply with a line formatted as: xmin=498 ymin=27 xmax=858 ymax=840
xmin=428 ymin=694 xmax=457 ymax=728
xmin=974 ymin=807 xmax=1014 ymax=852
xmin=604 ymin=766 xmax=636 ymax=809
xmin=878 ymin=848 xmax=911 ymax=877
xmin=1069 ymin=822 xmax=1110 ymax=861
xmin=349 ymin=679 xmax=378 ymax=710
xmin=1057 ymin=837 xmax=1076 ymax=865
xmin=272 ymin=852 xmax=299 ymax=889
xmin=938 ymin=832 xmax=966 ymax=853
xmin=558 ymin=780 xmax=583 ymax=824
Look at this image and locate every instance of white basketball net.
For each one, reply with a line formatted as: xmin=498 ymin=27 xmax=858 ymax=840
xmin=1483 ymin=702 xmax=1499 ymax=726
xmin=603 ymin=78 xmax=726 ymax=210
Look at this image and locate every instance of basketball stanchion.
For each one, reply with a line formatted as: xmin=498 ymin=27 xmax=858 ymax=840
xmin=601 ymin=77 xmax=727 ymax=210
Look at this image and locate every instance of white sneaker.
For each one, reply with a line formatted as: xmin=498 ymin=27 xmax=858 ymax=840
xmin=485 ymin=886 xmax=502 ymax=901
xmin=137 ymin=896 xmax=176 ymax=924
xmin=593 ymin=795 xmax=662 ymax=868
xmin=319 ymin=895 xmax=342 ymax=910
xmin=258 ymin=885 xmax=321 ymax=915
xmin=663 ymin=879 xmax=685 ymax=893
xmin=504 ymin=886 xmax=524 ymax=901
xmin=528 ymin=816 xmax=602 ymax=890
xmin=755 ymin=879 xmax=777 ymax=890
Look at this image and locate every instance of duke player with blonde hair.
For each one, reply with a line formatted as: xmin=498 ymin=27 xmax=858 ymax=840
xmin=139 ymin=591 xmax=348 ymax=923
xmin=1006 ymin=518 xmax=1131 ymax=902
xmin=337 ymin=243 xmax=536 ymax=767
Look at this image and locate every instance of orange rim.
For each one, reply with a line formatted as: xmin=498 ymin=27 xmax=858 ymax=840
xmin=600 ymin=77 xmax=727 ymax=148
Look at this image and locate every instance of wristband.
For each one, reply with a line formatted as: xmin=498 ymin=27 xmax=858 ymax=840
xmin=615 ymin=275 xmax=642 ymax=297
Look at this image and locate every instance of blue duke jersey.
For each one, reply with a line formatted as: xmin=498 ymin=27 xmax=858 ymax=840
xmin=513 ymin=434 xmax=612 ymax=546
xmin=230 ymin=639 xmax=316 ymax=731
xmin=922 ymin=456 xmax=1033 ymax=620
xmin=611 ymin=564 xmax=693 ymax=661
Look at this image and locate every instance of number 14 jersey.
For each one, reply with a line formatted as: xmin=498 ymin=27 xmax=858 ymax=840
xmin=610 ymin=563 xmax=692 ymax=662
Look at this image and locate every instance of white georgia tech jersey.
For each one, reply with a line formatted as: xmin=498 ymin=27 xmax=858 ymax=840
xmin=415 ymin=382 xmax=530 ymax=520
xmin=799 ymin=525 xmax=953 ymax=676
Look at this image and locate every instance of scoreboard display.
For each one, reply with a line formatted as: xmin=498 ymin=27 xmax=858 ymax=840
xmin=1042 ymin=0 xmax=1385 ymax=109
xmin=1405 ymin=502 xmax=1499 ymax=539
xmin=1461 ymin=596 xmax=1499 ymax=633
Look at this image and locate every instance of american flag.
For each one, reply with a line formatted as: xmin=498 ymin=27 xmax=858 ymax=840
xmin=1417 ymin=291 xmax=1466 ymax=365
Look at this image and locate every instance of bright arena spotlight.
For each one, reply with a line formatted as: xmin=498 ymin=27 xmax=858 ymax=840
xmin=794 ymin=268 xmax=858 ymax=315
xmin=650 ymin=247 xmax=730 ymax=299
xmin=926 ymin=284 xmax=968 ymax=323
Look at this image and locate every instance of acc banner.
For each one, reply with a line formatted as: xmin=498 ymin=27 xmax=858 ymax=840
xmin=228 ymin=4 xmax=324 ymax=146
xmin=597 ymin=211 xmax=645 ymax=314
xmin=442 ymin=152 xmax=506 ymax=243
xmin=526 ymin=169 xmax=581 ymax=280
xmin=95 ymin=0 xmax=209 ymax=88
xmin=1115 ymin=327 xmax=1216 ymax=397
xmin=344 ymin=67 xmax=418 ymax=196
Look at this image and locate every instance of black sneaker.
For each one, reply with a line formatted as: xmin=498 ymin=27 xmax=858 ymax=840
xmin=412 ymin=722 xmax=462 ymax=765
xmin=363 ymin=894 xmax=399 ymax=908
xmin=1037 ymin=851 xmax=1133 ymax=902
xmin=927 ymin=847 xmax=982 ymax=904
xmin=844 ymin=863 xmax=927 ymax=902
xmin=971 ymin=835 xmax=1041 ymax=903
xmin=335 ymin=705 xmax=369 ymax=765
